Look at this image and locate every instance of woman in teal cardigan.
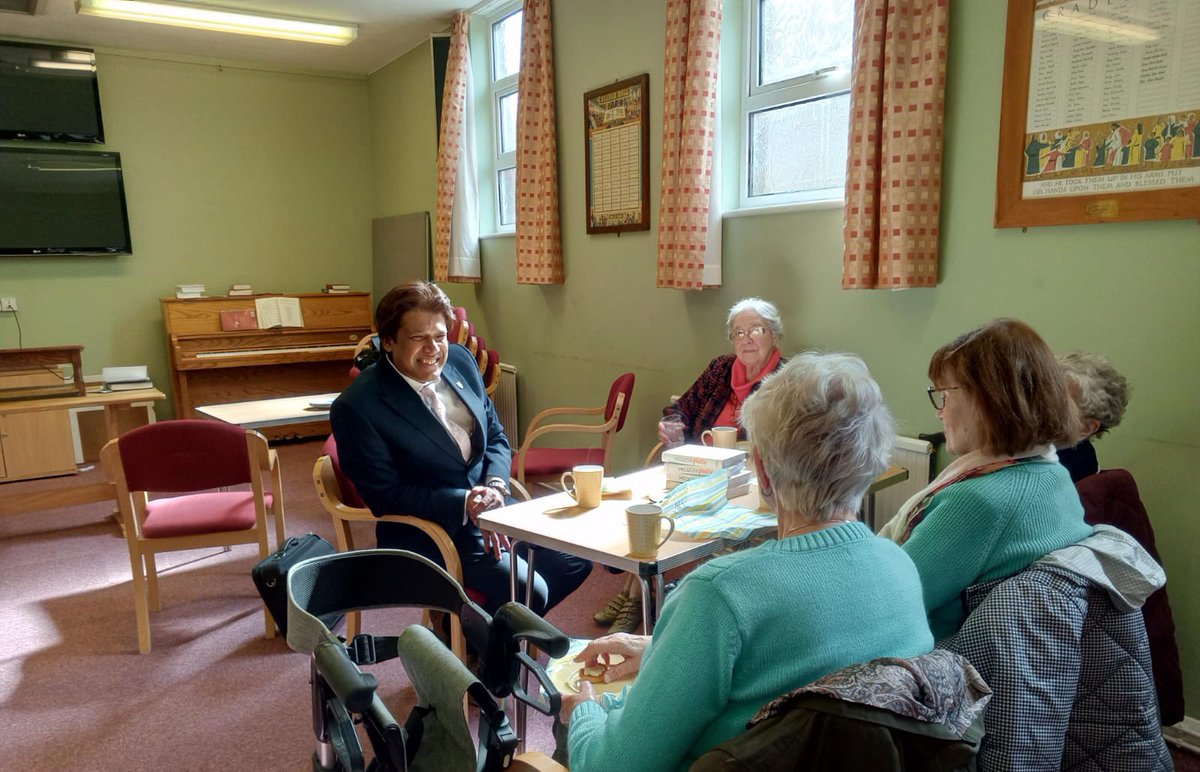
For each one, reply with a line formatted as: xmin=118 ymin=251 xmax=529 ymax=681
xmin=560 ymin=353 xmax=935 ymax=772
xmin=879 ymin=318 xmax=1093 ymax=638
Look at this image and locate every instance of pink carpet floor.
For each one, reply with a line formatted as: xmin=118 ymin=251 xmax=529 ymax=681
xmin=1 ymin=438 xmax=623 ymax=770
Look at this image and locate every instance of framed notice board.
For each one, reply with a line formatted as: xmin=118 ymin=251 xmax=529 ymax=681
xmin=994 ymin=0 xmax=1200 ymax=228
xmin=584 ymin=73 xmax=651 ymax=234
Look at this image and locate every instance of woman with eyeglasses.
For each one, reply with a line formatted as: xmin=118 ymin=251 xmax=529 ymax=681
xmin=879 ymin=318 xmax=1093 ymax=638
xmin=657 ymin=297 xmax=786 ymax=447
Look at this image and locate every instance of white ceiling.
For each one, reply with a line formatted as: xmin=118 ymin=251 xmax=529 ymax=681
xmin=0 ymin=0 xmax=467 ymax=76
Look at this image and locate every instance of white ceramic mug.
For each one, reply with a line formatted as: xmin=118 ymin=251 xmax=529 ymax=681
xmin=626 ymin=503 xmax=675 ymax=558
xmin=701 ymin=425 xmax=739 ymax=448
xmin=561 ymin=464 xmax=603 ymax=508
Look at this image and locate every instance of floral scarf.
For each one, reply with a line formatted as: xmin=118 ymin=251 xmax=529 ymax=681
xmin=879 ymin=446 xmax=1057 ymax=545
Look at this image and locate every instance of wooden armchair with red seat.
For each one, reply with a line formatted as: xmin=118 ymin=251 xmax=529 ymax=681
xmin=512 ymin=372 xmax=636 ymax=490
xmin=100 ymin=419 xmax=286 ymax=653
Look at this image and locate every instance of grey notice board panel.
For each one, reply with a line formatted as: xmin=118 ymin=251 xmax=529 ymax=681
xmin=372 ymin=211 xmax=431 ymax=299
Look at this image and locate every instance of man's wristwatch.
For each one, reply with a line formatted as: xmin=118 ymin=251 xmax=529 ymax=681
xmin=486 ymin=479 xmax=509 ymax=497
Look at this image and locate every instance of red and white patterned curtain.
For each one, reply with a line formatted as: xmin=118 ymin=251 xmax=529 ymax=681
xmin=434 ymin=12 xmax=481 ymax=283
xmin=842 ymin=0 xmax=948 ymax=289
xmin=514 ymin=0 xmax=563 ymax=285
xmin=657 ymin=0 xmax=723 ymax=290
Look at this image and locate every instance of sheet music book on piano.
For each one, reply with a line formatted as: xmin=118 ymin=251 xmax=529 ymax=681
xmin=254 ymin=297 xmax=304 ymax=329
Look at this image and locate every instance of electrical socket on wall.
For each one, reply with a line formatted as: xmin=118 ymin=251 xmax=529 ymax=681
xmin=0 ymin=297 xmax=17 ymax=312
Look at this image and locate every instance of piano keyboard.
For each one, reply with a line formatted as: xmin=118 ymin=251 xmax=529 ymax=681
xmin=194 ymin=343 xmax=358 ymax=359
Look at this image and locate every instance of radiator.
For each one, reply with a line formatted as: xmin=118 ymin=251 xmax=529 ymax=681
xmin=871 ymin=436 xmax=935 ymax=532
xmin=494 ymin=363 xmax=519 ymax=444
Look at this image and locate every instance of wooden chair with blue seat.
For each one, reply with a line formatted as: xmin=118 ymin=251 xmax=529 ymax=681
xmin=513 ymin=372 xmax=636 ymax=491
xmin=100 ymin=418 xmax=286 ymax=653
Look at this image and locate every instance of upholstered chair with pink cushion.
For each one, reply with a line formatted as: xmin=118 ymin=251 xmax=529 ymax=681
xmin=100 ymin=419 xmax=285 ymax=653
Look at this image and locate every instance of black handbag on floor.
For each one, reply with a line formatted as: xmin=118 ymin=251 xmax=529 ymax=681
xmin=253 ymin=533 xmax=340 ymax=636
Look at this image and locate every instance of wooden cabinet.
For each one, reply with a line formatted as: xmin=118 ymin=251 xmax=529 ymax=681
xmin=0 ymin=370 xmax=77 ymax=482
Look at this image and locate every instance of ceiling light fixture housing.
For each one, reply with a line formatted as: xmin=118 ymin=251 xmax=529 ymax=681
xmin=75 ymin=0 xmax=358 ymax=46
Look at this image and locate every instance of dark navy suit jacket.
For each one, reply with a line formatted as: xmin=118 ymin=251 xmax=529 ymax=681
xmin=330 ymin=344 xmax=510 ymax=559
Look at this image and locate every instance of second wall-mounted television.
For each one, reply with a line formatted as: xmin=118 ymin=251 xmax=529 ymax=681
xmin=0 ymin=146 xmax=132 ymax=256
xmin=0 ymin=39 xmax=105 ymax=143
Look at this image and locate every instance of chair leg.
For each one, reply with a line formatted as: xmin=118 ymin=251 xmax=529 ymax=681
xmin=271 ymin=464 xmax=287 ymax=549
xmin=144 ymin=553 xmax=161 ymax=612
xmin=347 ymin=610 xmax=361 ymax=640
xmin=257 ymin=536 xmax=274 ymax=640
xmin=128 ymin=548 xmax=152 ymax=654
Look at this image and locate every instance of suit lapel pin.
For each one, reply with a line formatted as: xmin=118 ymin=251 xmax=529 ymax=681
xmin=455 ymin=380 xmax=464 ymax=389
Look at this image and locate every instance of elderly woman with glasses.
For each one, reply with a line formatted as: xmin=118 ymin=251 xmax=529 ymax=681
xmin=561 ymin=353 xmax=935 ymax=771
xmin=657 ymin=298 xmax=787 ymax=447
xmin=879 ymin=319 xmax=1093 ymax=639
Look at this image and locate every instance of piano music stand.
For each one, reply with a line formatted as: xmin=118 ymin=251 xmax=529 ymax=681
xmin=0 ymin=345 xmax=87 ymax=401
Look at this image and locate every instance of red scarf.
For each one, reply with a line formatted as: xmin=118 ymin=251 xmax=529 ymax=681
xmin=726 ymin=347 xmax=782 ymax=421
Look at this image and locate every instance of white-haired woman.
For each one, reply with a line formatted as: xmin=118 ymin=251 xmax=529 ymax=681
xmin=1056 ymin=351 xmax=1131 ymax=482
xmin=562 ymin=353 xmax=934 ymax=772
xmin=657 ymin=297 xmax=787 ymax=446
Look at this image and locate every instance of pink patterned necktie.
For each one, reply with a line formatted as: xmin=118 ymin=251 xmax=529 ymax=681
xmin=421 ymin=383 xmax=472 ymax=462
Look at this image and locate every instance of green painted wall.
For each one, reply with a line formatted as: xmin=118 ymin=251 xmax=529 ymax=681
xmin=370 ymin=0 xmax=1200 ymax=711
xmin=0 ymin=52 xmax=374 ymax=393
xmin=369 ymin=39 xmax=438 ymax=221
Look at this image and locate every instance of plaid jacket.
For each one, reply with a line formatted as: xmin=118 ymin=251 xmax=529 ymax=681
xmin=938 ymin=527 xmax=1172 ymax=771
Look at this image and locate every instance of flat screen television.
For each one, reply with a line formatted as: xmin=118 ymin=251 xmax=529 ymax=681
xmin=0 ymin=40 xmax=105 ymax=143
xmin=0 ymin=147 xmax=133 ymax=255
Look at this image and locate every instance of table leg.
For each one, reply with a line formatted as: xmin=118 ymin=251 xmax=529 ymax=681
xmin=638 ymin=576 xmax=654 ymax=633
xmin=103 ymin=403 xmax=126 ymax=535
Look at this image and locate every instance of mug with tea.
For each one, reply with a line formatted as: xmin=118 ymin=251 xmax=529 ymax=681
xmin=561 ymin=464 xmax=604 ymax=508
xmin=701 ymin=425 xmax=738 ymax=448
xmin=626 ymin=503 xmax=676 ymax=558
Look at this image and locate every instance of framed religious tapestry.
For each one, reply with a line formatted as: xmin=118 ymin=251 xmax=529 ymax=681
xmin=995 ymin=0 xmax=1200 ymax=227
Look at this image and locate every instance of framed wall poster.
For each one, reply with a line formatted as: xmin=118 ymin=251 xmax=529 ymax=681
xmin=995 ymin=0 xmax=1200 ymax=228
xmin=584 ymin=74 xmax=651 ymax=234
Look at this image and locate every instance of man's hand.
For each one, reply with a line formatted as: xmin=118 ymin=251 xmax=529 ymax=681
xmin=573 ymin=632 xmax=651 ymax=683
xmin=466 ymin=485 xmax=504 ymax=520
xmin=559 ymin=679 xmax=596 ymax=724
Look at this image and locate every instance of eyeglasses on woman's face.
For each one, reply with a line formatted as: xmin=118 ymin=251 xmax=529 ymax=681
xmin=730 ymin=326 xmax=770 ymax=342
xmin=926 ymin=385 xmax=961 ymax=411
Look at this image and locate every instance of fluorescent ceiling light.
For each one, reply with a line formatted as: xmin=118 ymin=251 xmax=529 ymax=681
xmin=31 ymin=60 xmax=96 ymax=71
xmin=75 ymin=0 xmax=358 ymax=46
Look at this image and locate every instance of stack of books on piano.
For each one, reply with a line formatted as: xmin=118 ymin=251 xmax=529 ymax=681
xmin=175 ymin=283 xmax=206 ymax=298
xmin=102 ymin=365 xmax=153 ymax=392
xmin=322 ymin=283 xmax=351 ymax=294
xmin=228 ymin=283 xmax=254 ymax=296
xmin=661 ymin=444 xmax=754 ymax=499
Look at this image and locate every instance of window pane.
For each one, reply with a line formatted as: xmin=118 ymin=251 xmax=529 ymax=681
xmin=759 ymin=0 xmax=853 ymax=87
xmin=498 ymin=167 xmax=516 ymax=226
xmin=492 ymin=10 xmax=523 ymax=81
xmin=749 ymin=93 xmax=850 ymax=197
xmin=498 ymin=92 xmax=519 ymax=154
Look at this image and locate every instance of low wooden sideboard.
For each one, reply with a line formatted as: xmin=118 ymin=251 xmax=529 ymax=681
xmin=161 ymin=292 xmax=372 ymax=439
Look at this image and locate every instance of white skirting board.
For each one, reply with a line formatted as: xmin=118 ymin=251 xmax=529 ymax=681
xmin=871 ymin=435 xmax=935 ymax=532
xmin=1164 ymin=716 xmax=1200 ymax=754
xmin=493 ymin=363 xmax=519 ymax=445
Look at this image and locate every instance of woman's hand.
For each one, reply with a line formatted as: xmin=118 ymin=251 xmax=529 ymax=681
xmin=559 ymin=679 xmax=596 ymax=724
xmin=574 ymin=632 xmax=650 ymax=683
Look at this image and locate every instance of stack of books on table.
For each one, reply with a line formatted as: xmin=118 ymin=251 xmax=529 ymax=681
xmin=228 ymin=283 xmax=254 ymax=296
xmin=102 ymin=366 xmax=153 ymax=392
xmin=661 ymin=444 xmax=753 ymax=498
xmin=175 ymin=283 xmax=206 ymax=299
xmin=322 ymin=283 xmax=351 ymax=294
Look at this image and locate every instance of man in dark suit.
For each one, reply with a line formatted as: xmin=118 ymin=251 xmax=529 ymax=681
xmin=331 ymin=281 xmax=591 ymax=616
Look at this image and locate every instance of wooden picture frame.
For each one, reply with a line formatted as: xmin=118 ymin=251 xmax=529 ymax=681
xmin=584 ymin=73 xmax=651 ymax=234
xmin=994 ymin=0 xmax=1200 ymax=228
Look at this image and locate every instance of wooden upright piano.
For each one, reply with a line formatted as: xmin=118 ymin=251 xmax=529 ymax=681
xmin=162 ymin=292 xmax=372 ymax=438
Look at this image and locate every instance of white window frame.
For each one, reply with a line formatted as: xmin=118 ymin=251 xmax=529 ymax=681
xmin=738 ymin=0 xmax=853 ymax=210
xmin=485 ymin=1 xmax=522 ymax=233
